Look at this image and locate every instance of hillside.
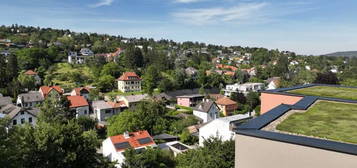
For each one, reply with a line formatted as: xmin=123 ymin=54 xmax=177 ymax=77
xmin=324 ymin=51 xmax=357 ymax=57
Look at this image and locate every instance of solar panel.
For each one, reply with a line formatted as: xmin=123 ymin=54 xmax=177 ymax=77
xmin=114 ymin=142 xmax=131 ymax=150
xmin=137 ymin=137 xmax=153 ymax=145
xmin=171 ymin=143 xmax=189 ymax=150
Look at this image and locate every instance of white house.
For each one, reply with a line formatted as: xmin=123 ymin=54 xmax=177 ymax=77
xmin=17 ymin=91 xmax=44 ymax=108
xmin=102 ymin=130 xmax=156 ymax=168
xmin=0 ymin=104 xmax=39 ymax=127
xmin=92 ymin=100 xmax=126 ymax=122
xmin=223 ymin=82 xmax=265 ymax=96
xmin=198 ymin=114 xmax=251 ymax=146
xmin=117 ymin=72 xmax=142 ymax=93
xmin=266 ymin=77 xmax=281 ymax=90
xmin=68 ymin=48 xmax=94 ymax=64
xmin=67 ymin=96 xmax=90 ymax=118
xmin=193 ymin=99 xmax=220 ymax=123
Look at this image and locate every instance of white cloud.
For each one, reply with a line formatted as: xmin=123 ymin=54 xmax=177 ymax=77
xmin=173 ymin=2 xmax=268 ymax=25
xmin=89 ymin=0 xmax=114 ymax=8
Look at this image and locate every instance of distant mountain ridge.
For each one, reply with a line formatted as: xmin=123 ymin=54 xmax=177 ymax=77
xmin=323 ymin=51 xmax=357 ymax=57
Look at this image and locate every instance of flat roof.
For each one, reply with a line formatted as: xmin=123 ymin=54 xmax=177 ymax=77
xmin=266 ymin=101 xmax=357 ymax=145
xmin=236 ymin=84 xmax=357 ymax=155
xmin=287 ymin=85 xmax=357 ymax=101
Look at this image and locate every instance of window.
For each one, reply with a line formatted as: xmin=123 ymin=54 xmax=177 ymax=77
xmin=105 ymin=110 xmax=111 ymax=114
xmin=21 ymin=118 xmax=25 ymax=124
xmin=29 ymin=102 xmax=32 ymax=106
xmin=13 ymin=120 xmax=17 ymax=125
xmin=21 ymin=111 xmax=24 ymax=115
xmin=29 ymin=117 xmax=32 ymax=123
xmin=84 ymin=110 xmax=87 ymax=114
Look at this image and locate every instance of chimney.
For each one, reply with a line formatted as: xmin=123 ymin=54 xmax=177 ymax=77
xmin=124 ymin=131 xmax=130 ymax=139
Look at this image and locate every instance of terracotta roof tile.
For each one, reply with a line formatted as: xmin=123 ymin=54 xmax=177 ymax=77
xmin=109 ymin=130 xmax=155 ymax=152
xmin=39 ymin=86 xmax=63 ymax=97
xmin=24 ymin=70 xmax=38 ymax=75
xmin=117 ymin=72 xmax=141 ymax=81
xmin=67 ymin=96 xmax=89 ymax=108
xmin=73 ymin=87 xmax=90 ymax=96
xmin=216 ymin=97 xmax=237 ymax=106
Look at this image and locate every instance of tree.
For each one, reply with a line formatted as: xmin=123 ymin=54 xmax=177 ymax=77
xmin=176 ymin=137 xmax=235 ymax=168
xmin=246 ymin=92 xmax=260 ymax=112
xmin=107 ymin=101 xmax=169 ymax=136
xmin=123 ymin=45 xmax=144 ymax=69
xmin=100 ymin=62 xmax=123 ymax=78
xmin=39 ymin=95 xmax=72 ymax=123
xmin=272 ymin=55 xmax=289 ymax=77
xmin=17 ymin=72 xmax=36 ymax=91
xmin=143 ymin=65 xmax=161 ymax=95
xmin=96 ymin=75 xmax=116 ymax=92
xmin=6 ymin=53 xmax=18 ymax=81
xmin=314 ymin=72 xmax=339 ymax=84
xmin=230 ymin=92 xmax=246 ymax=104
xmin=121 ymin=147 xmax=175 ymax=168
xmin=0 ymin=54 xmax=7 ymax=88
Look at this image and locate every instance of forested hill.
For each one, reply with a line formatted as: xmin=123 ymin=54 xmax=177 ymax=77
xmin=324 ymin=51 xmax=357 ymax=57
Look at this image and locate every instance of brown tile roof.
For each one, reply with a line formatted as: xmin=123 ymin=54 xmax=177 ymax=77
xmin=117 ymin=72 xmax=141 ymax=81
xmin=109 ymin=130 xmax=155 ymax=152
xmin=67 ymin=96 xmax=89 ymax=108
xmin=24 ymin=70 xmax=37 ymax=75
xmin=73 ymin=87 xmax=90 ymax=96
xmin=107 ymin=101 xmax=126 ymax=108
xmin=216 ymin=97 xmax=237 ymax=106
xmin=39 ymin=86 xmax=63 ymax=97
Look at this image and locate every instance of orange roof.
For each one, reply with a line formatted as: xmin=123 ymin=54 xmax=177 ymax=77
xmin=107 ymin=101 xmax=126 ymax=108
xmin=110 ymin=130 xmax=155 ymax=152
xmin=39 ymin=86 xmax=63 ymax=97
xmin=216 ymin=97 xmax=237 ymax=106
xmin=216 ymin=64 xmax=238 ymax=71
xmin=73 ymin=87 xmax=90 ymax=96
xmin=224 ymin=71 xmax=235 ymax=76
xmin=117 ymin=72 xmax=141 ymax=81
xmin=24 ymin=70 xmax=37 ymax=75
xmin=67 ymin=96 xmax=89 ymax=108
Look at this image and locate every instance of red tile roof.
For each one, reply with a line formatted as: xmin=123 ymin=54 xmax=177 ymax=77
xmin=110 ymin=130 xmax=155 ymax=152
xmin=39 ymin=86 xmax=63 ymax=97
xmin=117 ymin=72 xmax=141 ymax=81
xmin=224 ymin=71 xmax=235 ymax=76
xmin=67 ymin=96 xmax=89 ymax=108
xmin=216 ymin=64 xmax=238 ymax=72
xmin=216 ymin=97 xmax=237 ymax=106
xmin=24 ymin=70 xmax=38 ymax=75
xmin=73 ymin=87 xmax=90 ymax=96
xmin=107 ymin=101 xmax=126 ymax=108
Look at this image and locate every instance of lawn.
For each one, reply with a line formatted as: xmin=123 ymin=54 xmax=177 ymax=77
xmin=276 ymin=101 xmax=357 ymax=144
xmin=288 ymin=86 xmax=357 ymax=100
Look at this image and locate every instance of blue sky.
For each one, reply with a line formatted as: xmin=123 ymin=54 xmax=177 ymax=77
xmin=1 ymin=0 xmax=357 ymax=55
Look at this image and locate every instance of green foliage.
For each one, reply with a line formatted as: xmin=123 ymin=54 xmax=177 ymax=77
xmin=179 ymin=129 xmax=198 ymax=145
xmin=96 ymin=75 xmax=116 ymax=92
xmin=176 ymin=137 xmax=235 ymax=168
xmin=314 ymin=71 xmax=339 ymax=84
xmin=17 ymin=72 xmax=36 ymax=91
xmin=169 ymin=116 xmax=198 ymax=135
xmin=107 ymin=101 xmax=169 ymax=136
xmin=143 ymin=65 xmax=161 ymax=95
xmin=100 ymin=62 xmax=123 ymax=78
xmin=122 ymin=147 xmax=175 ymax=168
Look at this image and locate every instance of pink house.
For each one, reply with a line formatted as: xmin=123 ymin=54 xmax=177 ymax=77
xmin=177 ymin=94 xmax=205 ymax=107
xmin=260 ymin=93 xmax=303 ymax=114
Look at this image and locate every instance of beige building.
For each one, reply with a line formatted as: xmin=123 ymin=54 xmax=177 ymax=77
xmin=117 ymin=72 xmax=142 ymax=93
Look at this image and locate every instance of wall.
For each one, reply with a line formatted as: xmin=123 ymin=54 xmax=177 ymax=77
xmin=199 ymin=120 xmax=233 ymax=146
xmin=235 ymin=134 xmax=357 ymax=168
xmin=260 ymin=93 xmax=303 ymax=114
xmin=11 ymin=111 xmax=37 ymax=126
xmin=193 ymin=110 xmax=208 ymax=123
xmin=177 ymin=98 xmax=190 ymax=107
xmin=75 ymin=106 xmax=90 ymax=118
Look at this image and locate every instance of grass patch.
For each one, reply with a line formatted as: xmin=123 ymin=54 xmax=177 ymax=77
xmin=288 ymin=86 xmax=357 ymax=100
xmin=276 ymin=101 xmax=357 ymax=144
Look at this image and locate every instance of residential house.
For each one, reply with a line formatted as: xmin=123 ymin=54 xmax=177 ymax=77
xmin=67 ymin=96 xmax=90 ymax=118
xmin=68 ymin=48 xmax=94 ymax=64
xmin=70 ymin=87 xmax=91 ymax=100
xmin=117 ymin=94 xmax=148 ymax=108
xmin=224 ymin=83 xmax=265 ymax=96
xmin=24 ymin=70 xmax=41 ymax=85
xmin=0 ymin=95 xmax=12 ymax=110
xmin=17 ymin=91 xmax=44 ymax=108
xmin=177 ymin=94 xmax=205 ymax=107
xmin=199 ymin=114 xmax=251 ymax=146
xmin=117 ymin=72 xmax=142 ymax=93
xmin=0 ymin=104 xmax=39 ymax=127
xmin=39 ymin=86 xmax=64 ymax=98
xmin=102 ymin=130 xmax=156 ymax=168
xmin=193 ymin=99 xmax=220 ymax=123
xmin=92 ymin=100 xmax=126 ymax=122
xmin=215 ymin=97 xmax=238 ymax=116
xmin=266 ymin=77 xmax=281 ymax=90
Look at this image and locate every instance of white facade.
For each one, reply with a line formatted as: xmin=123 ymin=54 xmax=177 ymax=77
xmin=199 ymin=114 xmax=251 ymax=146
xmin=73 ymin=106 xmax=90 ymax=118
xmin=102 ymin=138 xmax=125 ymax=168
xmin=267 ymin=81 xmax=278 ymax=90
xmin=193 ymin=104 xmax=220 ymax=123
xmin=117 ymin=80 xmax=141 ymax=93
xmin=224 ymin=83 xmax=265 ymax=96
xmin=10 ymin=111 xmax=37 ymax=127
